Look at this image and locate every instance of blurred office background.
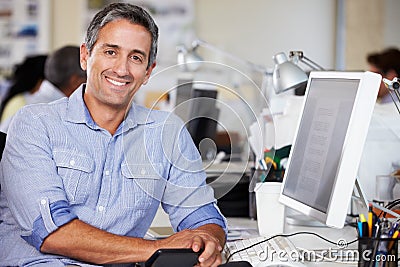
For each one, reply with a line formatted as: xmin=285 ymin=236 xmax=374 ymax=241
xmin=0 ymin=0 xmax=399 ymax=201
xmin=0 ymin=0 xmax=399 ymax=91
xmin=1 ymin=0 xmax=399 ymax=80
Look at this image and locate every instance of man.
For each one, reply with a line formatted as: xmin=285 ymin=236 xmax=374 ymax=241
xmin=0 ymin=3 xmax=226 ymax=266
xmin=0 ymin=45 xmax=86 ymax=132
xmin=367 ymin=47 xmax=400 ymax=104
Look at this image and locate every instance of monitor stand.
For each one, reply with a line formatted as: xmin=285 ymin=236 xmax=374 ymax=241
xmin=285 ymin=208 xmax=327 ymax=227
xmin=285 ymin=178 xmax=368 ymax=227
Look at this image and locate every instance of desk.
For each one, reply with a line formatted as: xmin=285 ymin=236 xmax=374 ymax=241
xmin=150 ymin=210 xmax=359 ymax=266
xmin=225 ymin=217 xmax=359 ymax=266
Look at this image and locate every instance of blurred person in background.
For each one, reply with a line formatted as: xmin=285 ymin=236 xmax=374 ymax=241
xmin=357 ymin=47 xmax=400 ymax=201
xmin=0 ymin=45 xmax=86 ymax=132
xmin=367 ymin=47 xmax=400 ymax=104
xmin=0 ymin=55 xmax=47 ymax=123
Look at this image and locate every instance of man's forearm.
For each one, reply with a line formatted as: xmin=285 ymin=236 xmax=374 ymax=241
xmin=40 ymin=219 xmax=157 ymax=264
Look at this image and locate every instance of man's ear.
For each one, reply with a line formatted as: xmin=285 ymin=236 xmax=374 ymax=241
xmin=143 ymin=62 xmax=156 ymax=85
xmin=80 ymin=43 xmax=89 ymax=71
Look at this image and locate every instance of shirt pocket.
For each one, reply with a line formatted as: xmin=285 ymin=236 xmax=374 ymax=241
xmin=121 ymin=163 xmax=164 ymax=209
xmin=54 ymin=151 xmax=94 ymax=204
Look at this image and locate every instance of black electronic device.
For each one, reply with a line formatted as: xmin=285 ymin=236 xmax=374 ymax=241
xmin=186 ymin=87 xmax=219 ymax=160
xmin=218 ymin=261 xmax=252 ymax=267
xmin=144 ymin=248 xmax=201 ymax=267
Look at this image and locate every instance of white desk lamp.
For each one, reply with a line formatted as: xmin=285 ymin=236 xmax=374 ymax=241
xmin=383 ymin=77 xmax=400 ymax=114
xmin=272 ymin=51 xmax=325 ymax=94
xmin=177 ymin=39 xmax=271 ymax=75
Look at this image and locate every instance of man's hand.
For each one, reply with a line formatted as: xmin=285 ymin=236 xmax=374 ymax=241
xmin=156 ymin=224 xmax=226 ymax=267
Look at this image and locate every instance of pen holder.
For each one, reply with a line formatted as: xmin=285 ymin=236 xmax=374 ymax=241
xmin=250 ymin=167 xmax=284 ymax=183
xmin=358 ymin=237 xmax=398 ymax=267
xmin=249 ymin=168 xmax=284 ymax=219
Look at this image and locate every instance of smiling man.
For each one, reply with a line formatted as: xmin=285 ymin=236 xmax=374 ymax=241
xmin=0 ymin=3 xmax=226 ymax=267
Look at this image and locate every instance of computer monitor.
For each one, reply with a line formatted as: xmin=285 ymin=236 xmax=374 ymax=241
xmin=279 ymin=71 xmax=382 ymax=228
xmin=173 ymin=77 xmax=194 ymax=122
xmin=173 ymin=80 xmax=220 ymax=160
xmin=186 ymin=85 xmax=220 ymax=160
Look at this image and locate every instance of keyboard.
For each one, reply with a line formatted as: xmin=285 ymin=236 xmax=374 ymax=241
xmin=224 ymin=236 xmax=307 ymax=267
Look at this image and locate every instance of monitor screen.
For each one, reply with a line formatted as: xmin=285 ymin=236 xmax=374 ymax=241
xmin=279 ymin=71 xmax=381 ymax=228
xmin=186 ymin=86 xmax=219 ymax=160
xmin=173 ymin=81 xmax=220 ymax=160
xmin=174 ymin=78 xmax=194 ymax=122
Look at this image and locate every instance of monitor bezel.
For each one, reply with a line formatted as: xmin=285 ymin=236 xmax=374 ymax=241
xmin=279 ymin=71 xmax=381 ymax=228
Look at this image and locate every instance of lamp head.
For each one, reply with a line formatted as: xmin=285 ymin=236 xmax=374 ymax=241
xmin=272 ymin=52 xmax=308 ymax=94
xmin=383 ymin=77 xmax=400 ymax=90
xmin=176 ymin=44 xmax=203 ymax=72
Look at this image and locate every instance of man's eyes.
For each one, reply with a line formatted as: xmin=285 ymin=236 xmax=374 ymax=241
xmin=105 ymin=50 xmax=116 ymax=56
xmin=104 ymin=50 xmax=143 ymax=63
xmin=130 ymin=55 xmax=144 ymax=63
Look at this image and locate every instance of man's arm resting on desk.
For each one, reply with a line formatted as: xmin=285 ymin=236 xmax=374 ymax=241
xmin=41 ymin=219 xmax=159 ymax=264
xmin=41 ymin=219 xmax=226 ymax=265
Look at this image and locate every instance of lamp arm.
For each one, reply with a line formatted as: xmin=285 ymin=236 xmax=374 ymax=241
xmin=192 ymin=39 xmax=272 ymax=75
xmin=300 ymin=55 xmax=325 ymax=71
xmin=289 ymin=51 xmax=325 ymax=71
xmin=383 ymin=77 xmax=400 ymax=115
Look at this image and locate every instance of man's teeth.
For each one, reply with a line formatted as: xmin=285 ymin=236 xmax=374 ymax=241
xmin=107 ymin=78 xmax=126 ymax=86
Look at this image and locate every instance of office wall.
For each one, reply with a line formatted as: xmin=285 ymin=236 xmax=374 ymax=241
xmin=195 ymin=0 xmax=336 ymax=70
xmin=50 ymin=0 xmax=86 ymax=50
xmin=50 ymin=0 xmax=400 ymax=69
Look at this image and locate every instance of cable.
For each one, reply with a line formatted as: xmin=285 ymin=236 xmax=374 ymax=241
xmin=376 ymin=198 xmax=400 ymax=218
xmin=225 ymin=231 xmax=357 ymax=263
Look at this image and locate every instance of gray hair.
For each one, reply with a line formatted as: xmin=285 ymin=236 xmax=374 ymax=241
xmin=85 ymin=2 xmax=158 ymax=69
xmin=45 ymin=45 xmax=86 ymax=89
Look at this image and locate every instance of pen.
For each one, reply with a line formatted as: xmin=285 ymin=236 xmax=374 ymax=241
xmin=387 ymin=221 xmax=399 ymax=237
xmin=368 ymin=223 xmax=380 ymax=267
xmin=368 ymin=204 xmax=373 ymax=237
xmin=264 ymin=157 xmax=277 ymax=170
xmin=387 ymin=222 xmax=400 ymax=251
xmin=387 ymin=229 xmax=399 ymax=251
xmin=357 ymin=220 xmax=363 ymax=237
xmin=362 ymin=222 xmax=369 ymax=238
xmin=359 ymin=214 xmax=368 ymax=237
xmin=359 ymin=213 xmax=367 ymax=223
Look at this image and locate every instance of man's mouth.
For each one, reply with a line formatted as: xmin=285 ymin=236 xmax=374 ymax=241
xmin=106 ymin=77 xmax=129 ymax=86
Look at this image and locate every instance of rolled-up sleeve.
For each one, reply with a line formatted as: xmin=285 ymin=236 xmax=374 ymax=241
xmin=22 ymin=200 xmax=77 ymax=250
xmin=177 ymin=203 xmax=227 ymax=233
xmin=1 ymin=106 xmax=77 ymax=250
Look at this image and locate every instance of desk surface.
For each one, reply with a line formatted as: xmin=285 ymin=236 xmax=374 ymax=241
xmin=226 ymin=217 xmax=359 ymax=266
xmin=150 ymin=208 xmax=359 ymax=266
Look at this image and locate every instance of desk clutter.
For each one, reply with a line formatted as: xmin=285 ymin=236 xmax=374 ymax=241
xmin=356 ymin=204 xmax=400 ymax=267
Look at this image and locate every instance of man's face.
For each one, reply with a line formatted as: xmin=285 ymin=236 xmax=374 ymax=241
xmin=80 ymin=19 xmax=156 ymax=111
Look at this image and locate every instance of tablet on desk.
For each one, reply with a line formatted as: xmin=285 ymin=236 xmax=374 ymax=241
xmin=145 ymin=248 xmax=201 ymax=267
xmin=146 ymin=226 xmax=175 ymax=239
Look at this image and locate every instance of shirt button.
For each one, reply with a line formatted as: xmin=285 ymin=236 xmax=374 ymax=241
xmin=98 ymin=206 xmax=105 ymax=212
xmin=70 ymin=159 xmax=75 ymax=166
xmin=40 ymin=199 xmax=47 ymax=205
xmin=140 ymin=169 xmax=146 ymax=175
xmin=105 ymin=170 xmax=110 ymax=175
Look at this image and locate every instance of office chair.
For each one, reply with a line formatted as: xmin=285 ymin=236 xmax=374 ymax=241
xmin=0 ymin=131 xmax=6 ymax=194
xmin=0 ymin=131 xmax=6 ymax=160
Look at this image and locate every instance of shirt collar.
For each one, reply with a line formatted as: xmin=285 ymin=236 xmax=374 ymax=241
xmin=66 ymin=84 xmax=155 ymax=131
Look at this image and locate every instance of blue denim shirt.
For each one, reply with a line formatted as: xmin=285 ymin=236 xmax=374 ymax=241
xmin=0 ymin=85 xmax=226 ymax=266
